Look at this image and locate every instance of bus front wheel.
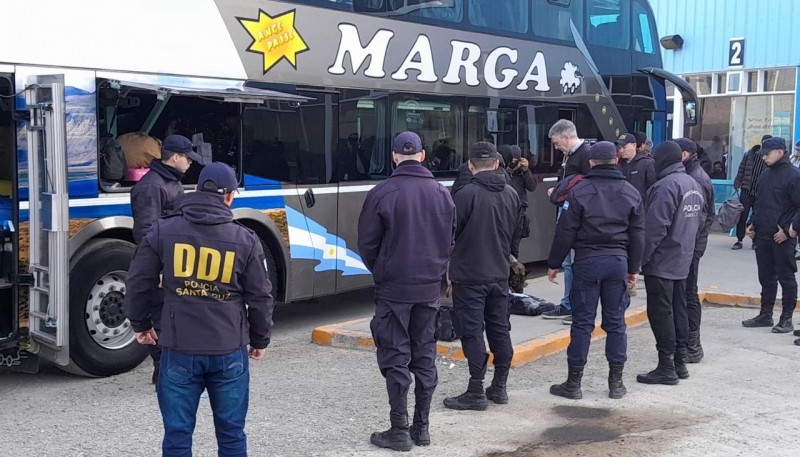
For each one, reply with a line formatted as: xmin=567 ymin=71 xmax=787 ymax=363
xmin=66 ymin=238 xmax=148 ymax=377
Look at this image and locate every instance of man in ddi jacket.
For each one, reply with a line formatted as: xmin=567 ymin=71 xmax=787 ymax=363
xmin=742 ymin=137 xmax=800 ymax=335
xmin=125 ymin=162 xmax=273 ymax=456
xmin=546 ymin=141 xmax=644 ymax=400
xmin=444 ymin=142 xmax=521 ymax=412
xmin=130 ymin=134 xmax=202 ymax=383
xmin=637 ymin=142 xmax=703 ymax=386
xmin=358 ymin=131 xmax=456 ymax=451
xmin=675 ymin=138 xmax=715 ymax=363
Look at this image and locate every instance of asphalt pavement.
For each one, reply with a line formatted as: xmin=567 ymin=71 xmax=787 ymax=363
xmin=1 ymin=233 xmax=798 ymax=456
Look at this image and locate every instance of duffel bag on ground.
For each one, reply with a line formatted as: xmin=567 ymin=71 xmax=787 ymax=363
xmin=508 ymin=293 xmax=556 ymax=316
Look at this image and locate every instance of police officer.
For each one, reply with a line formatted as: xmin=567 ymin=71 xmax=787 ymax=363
xmin=358 ymin=131 xmax=456 ymax=451
xmin=125 ymin=162 xmax=274 ymax=456
xmin=130 ymin=134 xmax=201 ymax=383
xmin=616 ymin=133 xmax=655 ymax=201
xmin=546 ymin=141 xmax=644 ymax=400
xmin=637 ymin=141 xmax=703 ymax=385
xmin=675 ymin=138 xmax=715 ymax=363
xmin=443 ymin=142 xmax=521 ymax=411
xmin=742 ymin=137 xmax=800 ymax=334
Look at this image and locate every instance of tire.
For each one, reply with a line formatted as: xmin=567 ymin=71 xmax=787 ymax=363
xmin=260 ymin=240 xmax=279 ymax=298
xmin=67 ymin=238 xmax=148 ymax=377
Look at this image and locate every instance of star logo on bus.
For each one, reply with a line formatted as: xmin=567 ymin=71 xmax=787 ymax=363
xmin=238 ymin=9 xmax=309 ymax=73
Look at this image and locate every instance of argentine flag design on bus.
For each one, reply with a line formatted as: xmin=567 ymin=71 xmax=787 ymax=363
xmin=285 ymin=207 xmax=370 ymax=276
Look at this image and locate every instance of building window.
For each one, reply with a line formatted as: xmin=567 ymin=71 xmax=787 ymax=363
xmin=746 ymin=71 xmax=759 ymax=93
xmin=686 ymin=75 xmax=712 ymax=96
xmin=716 ymin=74 xmax=727 ymax=94
xmin=763 ymin=68 xmax=796 ymax=92
xmin=727 ymin=72 xmax=742 ymax=93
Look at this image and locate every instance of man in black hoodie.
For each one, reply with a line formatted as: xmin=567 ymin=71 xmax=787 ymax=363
xmin=358 ymin=131 xmax=456 ymax=451
xmin=125 ymin=162 xmax=273 ymax=456
xmin=675 ymin=138 xmax=715 ymax=363
xmin=742 ymin=137 xmax=800 ymax=335
xmin=637 ymin=141 xmax=703 ymax=386
xmin=444 ymin=142 xmax=521 ymax=411
xmin=130 ymin=134 xmax=202 ymax=383
xmin=546 ymin=141 xmax=645 ymax=400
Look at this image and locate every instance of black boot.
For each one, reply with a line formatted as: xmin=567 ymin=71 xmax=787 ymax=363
xmin=409 ymin=409 xmax=430 ymax=446
xmin=742 ymin=312 xmax=773 ymax=328
xmin=685 ymin=330 xmax=704 ymax=363
xmin=637 ymin=353 xmax=679 ymax=385
xmin=772 ymin=316 xmax=794 ymax=334
xmin=549 ymin=365 xmax=583 ymax=399
xmin=608 ymin=363 xmax=626 ymax=399
xmin=674 ymin=348 xmax=690 ymax=380
xmin=485 ymin=369 xmax=509 ymax=404
xmin=370 ymin=412 xmax=413 ymax=452
xmin=443 ymin=379 xmax=488 ymax=411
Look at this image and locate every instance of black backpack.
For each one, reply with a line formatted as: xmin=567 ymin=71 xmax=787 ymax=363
xmin=99 ymin=134 xmax=126 ymax=181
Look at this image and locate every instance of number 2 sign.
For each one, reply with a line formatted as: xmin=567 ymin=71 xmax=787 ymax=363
xmin=729 ymin=38 xmax=744 ymax=67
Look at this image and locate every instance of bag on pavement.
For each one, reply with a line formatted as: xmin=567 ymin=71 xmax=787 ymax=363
xmin=717 ymin=195 xmax=744 ymax=230
xmin=508 ymin=293 xmax=556 ymax=316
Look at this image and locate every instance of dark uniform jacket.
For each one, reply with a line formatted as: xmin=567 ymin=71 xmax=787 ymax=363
xmin=450 ymin=170 xmax=521 ymax=284
xmin=561 ymin=141 xmax=592 ymax=179
xmin=125 ymin=192 xmax=274 ymax=354
xmin=131 ymin=160 xmax=185 ymax=244
xmin=451 ymin=162 xmax=511 ymax=196
xmin=619 ymin=152 xmax=656 ymax=200
xmin=685 ymin=155 xmax=715 ymax=256
xmin=752 ymin=153 xmax=800 ymax=237
xmin=358 ymin=161 xmax=456 ymax=303
xmin=641 ymin=163 xmax=704 ymax=280
xmin=547 ymin=166 xmax=645 ymax=274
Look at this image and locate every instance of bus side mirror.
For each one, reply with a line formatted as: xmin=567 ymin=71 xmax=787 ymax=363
xmin=684 ymin=101 xmax=698 ymax=126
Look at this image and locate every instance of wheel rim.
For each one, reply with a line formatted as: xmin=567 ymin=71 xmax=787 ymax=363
xmin=84 ymin=271 xmax=136 ymax=350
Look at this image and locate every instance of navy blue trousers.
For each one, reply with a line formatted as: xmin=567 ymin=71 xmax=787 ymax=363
xmin=370 ymin=299 xmax=439 ymax=415
xmin=452 ymin=282 xmax=513 ymax=381
xmin=567 ymin=255 xmax=629 ymax=366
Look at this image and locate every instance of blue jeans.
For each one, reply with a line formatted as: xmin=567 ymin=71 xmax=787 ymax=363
xmin=158 ymin=346 xmax=250 ymax=457
xmin=559 ymin=250 xmax=575 ymax=310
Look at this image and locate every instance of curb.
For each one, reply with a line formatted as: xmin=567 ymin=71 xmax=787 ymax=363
xmin=310 ymin=291 xmax=787 ymax=368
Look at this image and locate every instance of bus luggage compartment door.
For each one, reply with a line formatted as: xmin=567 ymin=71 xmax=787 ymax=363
xmin=24 ymin=75 xmax=70 ymax=366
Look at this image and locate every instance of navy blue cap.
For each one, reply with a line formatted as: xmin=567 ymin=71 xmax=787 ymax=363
xmin=762 ymin=137 xmax=787 ymax=152
xmin=674 ymin=138 xmax=697 ymax=154
xmin=588 ymin=141 xmax=617 ymax=160
xmin=393 ymin=131 xmax=423 ymax=155
xmin=198 ymin=162 xmax=239 ymax=195
xmin=615 ymin=133 xmax=636 ymax=147
xmin=162 ymin=134 xmax=202 ymax=162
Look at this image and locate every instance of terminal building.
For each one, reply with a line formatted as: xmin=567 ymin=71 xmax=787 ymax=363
xmin=651 ymin=0 xmax=800 ymax=184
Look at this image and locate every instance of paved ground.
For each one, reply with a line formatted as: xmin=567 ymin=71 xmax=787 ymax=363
xmin=1 ymin=233 xmax=798 ymax=456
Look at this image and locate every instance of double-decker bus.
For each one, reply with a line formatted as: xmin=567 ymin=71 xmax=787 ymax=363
xmin=0 ymin=0 xmax=695 ymax=376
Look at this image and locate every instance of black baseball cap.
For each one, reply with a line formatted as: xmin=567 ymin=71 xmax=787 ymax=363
xmin=198 ymin=162 xmax=239 ymax=195
xmin=162 ymin=134 xmax=202 ymax=162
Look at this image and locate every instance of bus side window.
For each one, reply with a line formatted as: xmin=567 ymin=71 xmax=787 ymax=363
xmin=338 ymin=96 xmax=387 ymax=181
